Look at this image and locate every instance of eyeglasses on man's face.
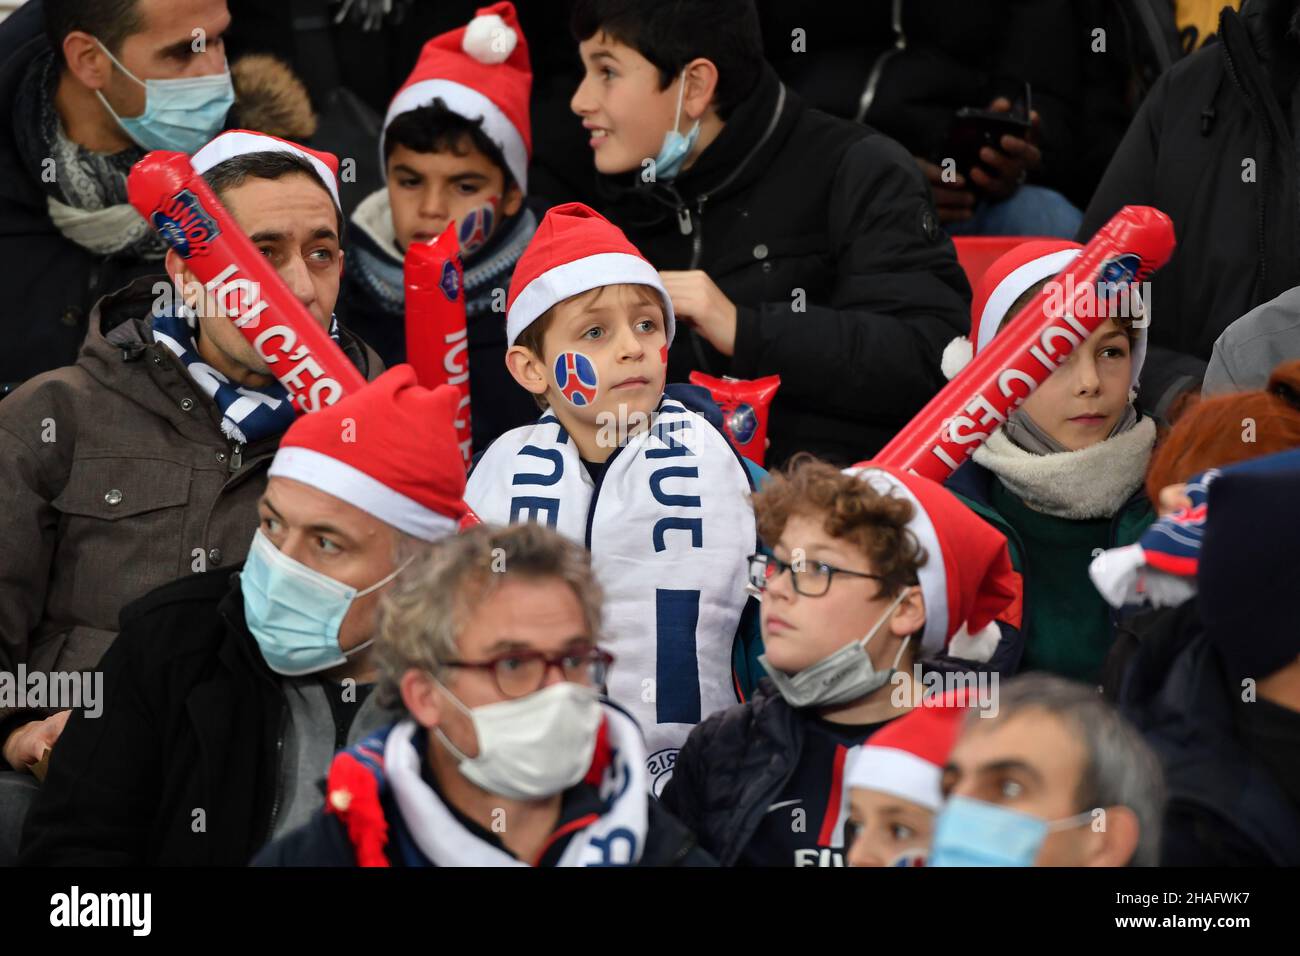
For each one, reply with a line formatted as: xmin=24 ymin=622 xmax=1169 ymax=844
xmin=440 ymin=646 xmax=615 ymax=699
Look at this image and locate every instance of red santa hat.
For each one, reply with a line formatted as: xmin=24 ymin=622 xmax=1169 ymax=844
xmin=192 ymin=129 xmax=341 ymax=212
xmin=268 ymin=365 xmax=468 ymax=541
xmin=940 ymin=239 xmax=1148 ymax=394
xmin=843 ymin=697 xmax=966 ymax=812
xmin=382 ymin=2 xmax=532 ymax=192
xmin=506 ymin=202 xmax=675 ymax=347
xmin=843 ymin=464 xmax=1021 ymax=661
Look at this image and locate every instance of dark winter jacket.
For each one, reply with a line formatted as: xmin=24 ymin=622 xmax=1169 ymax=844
xmin=0 ymin=276 xmax=381 ymax=752
xmin=1079 ymin=0 xmax=1300 ymax=419
xmin=1115 ymin=602 xmax=1300 ymax=866
xmin=20 ymin=567 xmax=391 ymax=865
xmin=0 ymin=7 xmax=323 ymax=393
xmin=0 ymin=33 xmax=161 ymax=395
xmin=757 ymin=0 xmax=1096 ymax=206
xmin=253 ymin=721 xmax=716 ymax=867
xmin=596 ymin=65 xmax=970 ymax=468
xmin=658 ymin=681 xmax=803 ymax=867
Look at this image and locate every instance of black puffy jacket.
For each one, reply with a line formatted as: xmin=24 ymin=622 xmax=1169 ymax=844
xmin=1115 ymin=602 xmax=1300 ymax=866
xmin=1080 ymin=0 xmax=1300 ymax=418
xmin=596 ymin=65 xmax=970 ymax=468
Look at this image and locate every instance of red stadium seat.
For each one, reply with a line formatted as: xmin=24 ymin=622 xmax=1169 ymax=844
xmin=951 ymin=236 xmax=1048 ymax=289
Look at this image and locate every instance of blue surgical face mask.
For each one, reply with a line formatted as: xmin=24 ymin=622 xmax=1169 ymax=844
xmin=653 ymin=71 xmax=701 ymax=182
xmin=240 ymin=529 xmax=409 ymax=676
xmin=93 ymin=39 xmax=234 ymax=154
xmin=928 ymin=796 xmax=1095 ymax=867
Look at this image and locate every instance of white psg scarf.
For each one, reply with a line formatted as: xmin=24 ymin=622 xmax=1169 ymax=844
xmin=385 ymin=702 xmax=649 ymax=866
xmin=466 ymin=397 xmax=756 ymax=790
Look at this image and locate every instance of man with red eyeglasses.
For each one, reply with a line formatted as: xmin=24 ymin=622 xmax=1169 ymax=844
xmin=256 ymin=521 xmax=715 ymax=867
xmin=21 ymin=366 xmax=468 ymax=865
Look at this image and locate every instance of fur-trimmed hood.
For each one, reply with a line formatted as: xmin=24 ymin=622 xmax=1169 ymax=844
xmin=228 ymin=54 xmax=317 ymax=141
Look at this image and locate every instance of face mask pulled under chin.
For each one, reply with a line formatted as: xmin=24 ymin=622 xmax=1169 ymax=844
xmin=433 ymin=679 xmax=603 ymax=801
xmin=759 ymin=589 xmax=912 ymax=709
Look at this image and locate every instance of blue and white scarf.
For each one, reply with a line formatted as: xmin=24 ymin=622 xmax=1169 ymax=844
xmin=465 ymin=396 xmax=757 ymax=793
xmin=349 ymin=187 xmax=537 ymax=320
xmin=150 ymin=305 xmax=338 ymax=443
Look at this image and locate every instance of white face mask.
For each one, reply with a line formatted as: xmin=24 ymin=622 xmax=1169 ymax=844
xmin=759 ymin=589 xmax=912 ymax=708
xmin=433 ymin=679 xmax=603 ymax=800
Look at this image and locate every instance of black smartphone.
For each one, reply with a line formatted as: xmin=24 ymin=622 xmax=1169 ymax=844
xmin=944 ymin=82 xmax=1033 ymax=187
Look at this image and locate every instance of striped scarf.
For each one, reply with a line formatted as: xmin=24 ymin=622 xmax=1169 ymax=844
xmin=150 ymin=305 xmax=339 ymax=443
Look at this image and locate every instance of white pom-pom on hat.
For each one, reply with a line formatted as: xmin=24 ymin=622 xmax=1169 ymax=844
xmin=940 ymin=336 xmax=974 ymax=381
xmin=462 ymin=13 xmax=517 ymax=64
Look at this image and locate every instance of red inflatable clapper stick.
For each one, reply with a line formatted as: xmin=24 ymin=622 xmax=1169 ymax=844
xmin=870 ymin=205 xmax=1176 ymax=482
xmin=405 ymin=222 xmax=472 ymax=467
xmin=126 ymin=151 xmax=366 ymax=412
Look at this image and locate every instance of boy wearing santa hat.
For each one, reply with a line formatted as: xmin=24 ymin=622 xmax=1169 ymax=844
xmin=337 ymin=2 xmax=539 ymax=449
xmin=21 ymin=367 xmax=467 ymax=865
xmin=465 ymin=201 xmax=761 ymax=796
xmin=659 ymin=456 xmax=1019 ymax=866
xmin=942 ymin=240 xmax=1156 ymax=685
xmin=842 ymin=698 xmax=967 ymax=867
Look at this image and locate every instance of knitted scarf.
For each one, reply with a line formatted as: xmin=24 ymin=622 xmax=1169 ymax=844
xmin=12 ymin=48 xmax=166 ymax=259
xmin=150 ymin=305 xmax=340 ymax=443
xmin=972 ymin=409 xmax=1157 ymax=520
xmin=348 ymin=187 xmax=536 ymax=320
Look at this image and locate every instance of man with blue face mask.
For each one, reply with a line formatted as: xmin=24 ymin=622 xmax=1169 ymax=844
xmin=255 ymin=521 xmax=716 ymax=867
xmin=931 ymin=672 xmax=1164 ymax=867
xmin=20 ymin=366 xmax=467 ymax=865
xmin=0 ymin=0 xmax=318 ymax=390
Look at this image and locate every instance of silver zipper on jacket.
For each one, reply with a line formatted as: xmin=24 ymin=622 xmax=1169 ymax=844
xmin=265 ymin=707 xmax=288 ymax=841
xmin=228 ymin=441 xmax=243 ymax=473
xmin=855 ymin=0 xmax=906 ymax=122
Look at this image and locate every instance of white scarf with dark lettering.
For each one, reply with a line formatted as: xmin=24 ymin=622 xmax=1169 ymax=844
xmin=465 ymin=396 xmax=756 ymax=788
xmin=385 ymin=702 xmax=649 ymax=866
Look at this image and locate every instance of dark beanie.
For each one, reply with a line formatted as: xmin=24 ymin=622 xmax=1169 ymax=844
xmin=1197 ymin=448 xmax=1300 ymax=680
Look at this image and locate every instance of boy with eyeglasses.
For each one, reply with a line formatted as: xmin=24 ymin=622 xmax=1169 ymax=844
xmin=660 ymin=455 xmax=1019 ymax=866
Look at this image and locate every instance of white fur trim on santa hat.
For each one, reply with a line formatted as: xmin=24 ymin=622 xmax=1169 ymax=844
xmin=975 ymin=248 xmax=1080 ymax=355
xmin=192 ymin=131 xmax=341 ymax=211
xmin=851 ymin=469 xmax=949 ymax=655
xmin=845 ymin=746 xmax=944 ymax=812
xmin=462 ymin=13 xmax=517 ymax=64
xmin=382 ymin=79 xmax=529 ymax=192
xmin=940 ymin=336 xmax=974 ymax=381
xmin=946 ymin=621 xmax=1000 ymax=663
xmin=507 ymin=251 xmax=676 ymax=347
xmin=269 ymin=446 xmax=458 ymax=542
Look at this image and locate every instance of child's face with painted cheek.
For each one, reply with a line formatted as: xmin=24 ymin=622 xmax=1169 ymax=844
xmin=541 ymin=283 xmax=669 ymax=431
xmin=386 ymin=142 xmax=523 ymax=253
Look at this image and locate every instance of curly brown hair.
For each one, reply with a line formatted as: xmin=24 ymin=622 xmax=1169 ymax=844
xmin=751 ymin=454 xmax=926 ymax=599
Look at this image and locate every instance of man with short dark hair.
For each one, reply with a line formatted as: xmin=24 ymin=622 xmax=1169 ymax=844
xmin=20 ymin=366 xmax=465 ymax=866
xmin=0 ymin=131 xmax=380 ymax=863
xmin=0 ymin=0 xmax=317 ymax=390
xmin=934 ymin=673 xmax=1165 ymax=867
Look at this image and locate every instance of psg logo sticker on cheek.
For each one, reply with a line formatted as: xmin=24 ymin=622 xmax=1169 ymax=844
xmin=659 ymin=343 xmax=669 ymax=365
xmin=457 ymin=197 xmax=498 ymax=257
xmin=554 ymin=351 xmax=599 ymax=407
